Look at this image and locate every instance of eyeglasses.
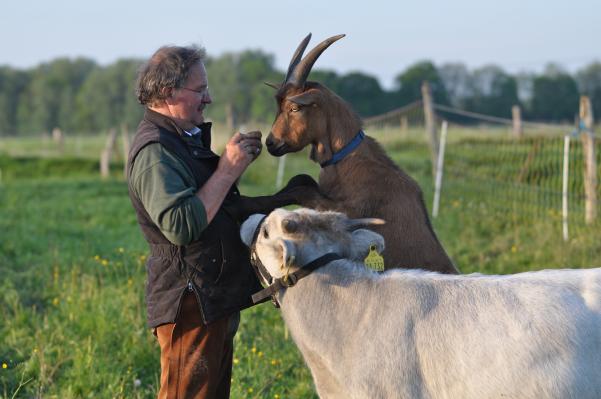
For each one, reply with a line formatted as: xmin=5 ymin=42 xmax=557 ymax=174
xmin=180 ymin=86 xmax=210 ymax=96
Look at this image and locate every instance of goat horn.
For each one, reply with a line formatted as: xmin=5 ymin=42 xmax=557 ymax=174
xmin=284 ymin=33 xmax=312 ymax=84
xmin=288 ymin=34 xmax=345 ymax=88
xmin=345 ymin=218 xmax=385 ymax=231
xmin=264 ymin=81 xmax=280 ymax=90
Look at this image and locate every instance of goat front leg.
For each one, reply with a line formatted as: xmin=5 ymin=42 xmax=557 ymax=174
xmin=222 ymin=174 xmax=320 ymax=222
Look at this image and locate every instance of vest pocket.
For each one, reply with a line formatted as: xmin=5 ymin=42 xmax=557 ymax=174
xmin=188 ymin=239 xmax=224 ymax=284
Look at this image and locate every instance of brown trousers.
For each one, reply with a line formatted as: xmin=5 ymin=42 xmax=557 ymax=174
xmin=156 ymin=292 xmax=236 ymax=399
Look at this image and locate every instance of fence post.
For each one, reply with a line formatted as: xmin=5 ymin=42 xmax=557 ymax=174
xmin=121 ymin=124 xmax=130 ymax=179
xmin=275 ymin=154 xmax=287 ymax=189
xmin=580 ymin=96 xmax=597 ymax=224
xmin=562 ymin=135 xmax=571 ymax=241
xmin=52 ymin=127 xmax=65 ymax=153
xmin=511 ymin=105 xmax=523 ymax=138
xmin=100 ymin=128 xmax=117 ymax=179
xmin=433 ymin=121 xmax=448 ymax=218
xmin=421 ymin=81 xmax=439 ymax=176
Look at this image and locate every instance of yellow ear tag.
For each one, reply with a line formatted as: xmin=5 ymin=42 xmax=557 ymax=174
xmin=364 ymin=245 xmax=385 ymax=272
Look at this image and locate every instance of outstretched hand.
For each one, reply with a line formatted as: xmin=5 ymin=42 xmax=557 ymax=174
xmin=217 ymin=131 xmax=262 ymax=181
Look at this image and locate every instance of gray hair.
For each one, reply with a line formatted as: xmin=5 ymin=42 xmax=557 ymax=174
xmin=136 ymin=45 xmax=207 ymax=106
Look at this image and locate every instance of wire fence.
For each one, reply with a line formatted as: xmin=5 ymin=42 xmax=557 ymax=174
xmin=364 ymin=101 xmax=600 ymax=268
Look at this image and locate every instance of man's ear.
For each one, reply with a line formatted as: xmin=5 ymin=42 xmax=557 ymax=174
xmin=278 ymin=239 xmax=297 ymax=269
xmin=350 ymin=229 xmax=385 ymax=260
xmin=162 ymin=87 xmax=175 ymax=103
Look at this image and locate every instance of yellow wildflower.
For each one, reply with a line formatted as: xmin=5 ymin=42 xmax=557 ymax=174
xmin=118 ymin=247 xmax=125 ymax=253
xmin=258 ymin=351 xmax=263 ymax=357
xmin=247 ymin=388 xmax=254 ymax=394
xmin=274 ymin=395 xmax=280 ymax=399
xmin=101 ymin=259 xmax=109 ymax=266
xmin=251 ymin=347 xmax=257 ymax=353
xmin=511 ymin=246 xmax=517 ymax=253
xmin=52 ymin=298 xmax=60 ymax=306
xmin=271 ymin=359 xmax=277 ymax=366
xmin=233 ymin=358 xmax=239 ymax=365
xmin=2 ymin=363 xmax=7 ymax=369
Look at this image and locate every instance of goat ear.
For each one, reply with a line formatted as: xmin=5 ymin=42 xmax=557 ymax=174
xmin=278 ymin=239 xmax=297 ymax=269
xmin=349 ymin=229 xmax=385 ymax=260
xmin=264 ymin=81 xmax=280 ymax=90
xmin=287 ymin=90 xmax=319 ymax=106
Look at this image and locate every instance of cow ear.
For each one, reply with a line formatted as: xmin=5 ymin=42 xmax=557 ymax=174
xmin=240 ymin=214 xmax=266 ymax=247
xmin=278 ymin=239 xmax=297 ymax=270
xmin=287 ymin=89 xmax=319 ymax=106
xmin=350 ymin=229 xmax=385 ymax=260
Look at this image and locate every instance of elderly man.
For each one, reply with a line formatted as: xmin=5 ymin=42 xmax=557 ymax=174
xmin=127 ymin=45 xmax=316 ymax=398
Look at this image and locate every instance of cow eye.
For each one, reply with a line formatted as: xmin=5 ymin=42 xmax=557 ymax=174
xmin=262 ymin=227 xmax=269 ymax=239
xmin=290 ymin=106 xmax=300 ymax=113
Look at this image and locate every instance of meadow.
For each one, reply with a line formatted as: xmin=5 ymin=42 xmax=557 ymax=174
xmin=1 ymin=126 xmax=599 ymax=398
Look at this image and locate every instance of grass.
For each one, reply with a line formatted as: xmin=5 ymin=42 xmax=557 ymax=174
xmin=1 ymin=128 xmax=599 ymax=398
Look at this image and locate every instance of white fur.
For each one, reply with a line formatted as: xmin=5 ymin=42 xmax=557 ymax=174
xmin=240 ymin=208 xmax=601 ymax=399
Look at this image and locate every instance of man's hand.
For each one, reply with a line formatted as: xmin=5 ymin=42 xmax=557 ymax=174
xmin=217 ymin=131 xmax=262 ymax=182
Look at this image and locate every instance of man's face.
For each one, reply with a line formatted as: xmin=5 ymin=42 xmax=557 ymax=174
xmin=169 ymin=62 xmax=212 ymax=128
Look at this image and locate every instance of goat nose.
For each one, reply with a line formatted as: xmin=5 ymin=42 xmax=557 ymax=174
xmin=265 ymin=134 xmax=275 ymax=148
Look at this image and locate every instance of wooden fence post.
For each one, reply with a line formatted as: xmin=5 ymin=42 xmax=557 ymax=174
xmin=580 ymin=96 xmax=597 ymax=224
xmin=121 ymin=124 xmax=131 ymax=179
xmin=100 ymin=128 xmax=117 ymax=179
xmin=512 ymin=105 xmax=523 ymax=138
xmin=421 ymin=81 xmax=439 ymax=176
xmin=52 ymin=127 xmax=65 ymax=153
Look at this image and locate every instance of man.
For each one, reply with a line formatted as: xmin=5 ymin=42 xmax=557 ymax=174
xmin=127 ymin=45 xmax=316 ymax=398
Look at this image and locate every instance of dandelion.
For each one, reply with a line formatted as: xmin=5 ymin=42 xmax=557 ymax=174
xmin=101 ymin=259 xmax=109 ymax=266
xmin=257 ymin=351 xmax=263 ymax=358
xmin=270 ymin=359 xmax=278 ymax=366
xmin=274 ymin=395 xmax=280 ymax=399
xmin=251 ymin=346 xmax=257 ymax=353
xmin=247 ymin=387 xmax=254 ymax=394
xmin=511 ymin=245 xmax=517 ymax=253
xmin=94 ymin=255 xmax=100 ymax=261
xmin=233 ymin=358 xmax=239 ymax=365
xmin=2 ymin=363 xmax=7 ymax=369
xmin=52 ymin=297 xmax=60 ymax=306
xmin=33 ymin=348 xmax=38 ymax=354
xmin=118 ymin=247 xmax=125 ymax=253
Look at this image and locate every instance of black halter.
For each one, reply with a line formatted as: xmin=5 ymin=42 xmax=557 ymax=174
xmin=248 ymin=216 xmax=343 ymax=307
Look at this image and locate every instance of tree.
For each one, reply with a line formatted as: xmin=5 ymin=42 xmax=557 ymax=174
xmin=393 ymin=61 xmax=450 ymax=106
xmin=463 ymin=65 xmax=520 ymax=118
xmin=530 ymin=64 xmax=579 ymax=122
xmin=17 ymin=58 xmax=96 ymax=134
xmin=0 ymin=67 xmax=30 ymax=136
xmin=576 ymin=62 xmax=601 ymax=119
xmin=438 ymin=63 xmax=471 ymax=107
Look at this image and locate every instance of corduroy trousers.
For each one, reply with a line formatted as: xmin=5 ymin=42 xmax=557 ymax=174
xmin=155 ymin=292 xmax=238 ymax=399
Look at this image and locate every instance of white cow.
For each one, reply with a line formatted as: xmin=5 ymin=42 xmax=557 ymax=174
xmin=240 ymin=208 xmax=601 ymax=399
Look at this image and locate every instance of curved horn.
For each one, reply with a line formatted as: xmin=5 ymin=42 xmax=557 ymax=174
xmin=284 ymin=33 xmax=312 ymax=84
xmin=288 ymin=34 xmax=345 ymax=88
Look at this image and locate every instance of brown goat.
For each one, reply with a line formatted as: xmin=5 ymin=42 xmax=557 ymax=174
xmin=265 ymin=34 xmax=458 ymax=274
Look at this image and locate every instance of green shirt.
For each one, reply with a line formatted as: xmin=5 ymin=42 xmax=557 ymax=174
xmin=130 ymin=137 xmax=208 ymax=246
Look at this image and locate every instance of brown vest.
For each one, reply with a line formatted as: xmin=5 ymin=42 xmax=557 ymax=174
xmin=127 ymin=109 xmax=262 ymax=327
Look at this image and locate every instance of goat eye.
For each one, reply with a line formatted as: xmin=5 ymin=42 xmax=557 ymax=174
xmin=290 ymin=107 xmax=300 ymax=113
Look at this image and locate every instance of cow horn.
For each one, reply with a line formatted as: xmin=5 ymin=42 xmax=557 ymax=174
xmin=287 ymin=34 xmax=345 ymax=88
xmin=345 ymin=217 xmax=385 ymax=231
xmin=284 ymin=33 xmax=312 ymax=84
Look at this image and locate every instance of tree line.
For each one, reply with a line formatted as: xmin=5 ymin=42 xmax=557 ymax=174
xmin=0 ymin=50 xmax=599 ymax=136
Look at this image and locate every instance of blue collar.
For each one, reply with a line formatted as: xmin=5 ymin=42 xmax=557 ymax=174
xmin=320 ymin=130 xmax=365 ymax=168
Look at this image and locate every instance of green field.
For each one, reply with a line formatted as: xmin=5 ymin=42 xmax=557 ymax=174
xmin=1 ymin=128 xmax=599 ymax=398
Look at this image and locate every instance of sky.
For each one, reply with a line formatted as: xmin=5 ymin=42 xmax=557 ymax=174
xmin=2 ymin=0 xmax=599 ymax=89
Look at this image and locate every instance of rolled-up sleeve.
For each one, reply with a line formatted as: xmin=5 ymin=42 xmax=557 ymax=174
xmin=131 ymin=144 xmax=207 ymax=245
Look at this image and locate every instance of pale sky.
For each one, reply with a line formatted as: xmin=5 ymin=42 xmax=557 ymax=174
xmin=2 ymin=0 xmax=599 ymax=88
